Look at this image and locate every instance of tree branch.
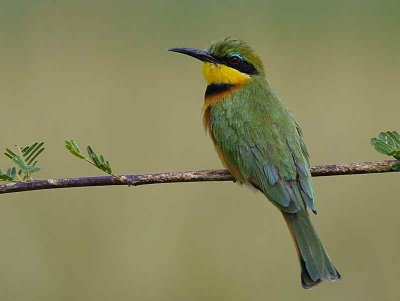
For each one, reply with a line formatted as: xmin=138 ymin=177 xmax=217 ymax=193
xmin=0 ymin=159 xmax=398 ymax=195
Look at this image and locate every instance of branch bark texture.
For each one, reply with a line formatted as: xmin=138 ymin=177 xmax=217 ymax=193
xmin=0 ymin=160 xmax=398 ymax=195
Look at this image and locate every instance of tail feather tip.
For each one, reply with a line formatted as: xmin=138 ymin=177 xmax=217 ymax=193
xmin=300 ymin=259 xmax=341 ymax=289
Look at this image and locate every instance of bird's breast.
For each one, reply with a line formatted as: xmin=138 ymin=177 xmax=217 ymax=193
xmin=202 ymin=84 xmax=236 ymax=132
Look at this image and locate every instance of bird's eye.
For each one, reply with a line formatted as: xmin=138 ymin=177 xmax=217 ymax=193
xmin=228 ymin=56 xmax=241 ymax=65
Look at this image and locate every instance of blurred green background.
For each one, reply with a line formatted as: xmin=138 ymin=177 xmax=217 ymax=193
xmin=1 ymin=1 xmax=399 ymax=300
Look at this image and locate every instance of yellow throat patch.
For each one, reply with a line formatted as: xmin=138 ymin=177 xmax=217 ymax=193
xmin=202 ymin=62 xmax=251 ymax=85
xmin=201 ymin=62 xmax=251 ymax=133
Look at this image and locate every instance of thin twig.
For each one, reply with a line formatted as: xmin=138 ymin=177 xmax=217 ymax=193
xmin=0 ymin=160 xmax=398 ymax=195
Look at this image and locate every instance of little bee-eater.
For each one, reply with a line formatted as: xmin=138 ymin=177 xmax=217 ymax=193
xmin=169 ymin=37 xmax=340 ymax=288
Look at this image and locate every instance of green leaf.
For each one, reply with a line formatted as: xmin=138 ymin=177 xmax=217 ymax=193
xmin=86 ymin=146 xmax=113 ymax=174
xmin=0 ymin=174 xmax=14 ymax=182
xmin=392 ymin=131 xmax=400 ymax=141
xmin=98 ymin=155 xmax=112 ymax=174
xmin=386 ymin=132 xmax=400 ymax=147
xmin=370 ymin=139 xmax=391 ymax=155
xmin=22 ymin=142 xmax=38 ymax=157
xmin=26 ymin=147 xmax=45 ymax=165
xmin=25 ymin=166 xmax=41 ymax=173
xmin=4 ymin=148 xmax=17 ymax=160
xmin=11 ymin=155 xmax=26 ymax=170
xmin=1 ymin=167 xmax=17 ymax=181
xmin=371 ymin=131 xmax=400 ymax=159
xmin=8 ymin=167 xmax=16 ymax=179
xmin=379 ymin=134 xmax=399 ymax=156
xmin=25 ymin=142 xmax=45 ymax=164
xmin=393 ymin=162 xmax=400 ymax=171
xmin=104 ymin=160 xmax=112 ymax=174
xmin=87 ymin=146 xmax=99 ymax=164
xmin=3 ymin=142 xmax=45 ymax=181
xmin=65 ymin=140 xmax=85 ymax=159
xmin=67 ymin=141 xmax=118 ymax=178
xmin=21 ymin=146 xmax=30 ymax=154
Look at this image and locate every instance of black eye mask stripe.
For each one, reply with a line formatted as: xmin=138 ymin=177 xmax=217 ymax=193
xmin=216 ymin=56 xmax=259 ymax=75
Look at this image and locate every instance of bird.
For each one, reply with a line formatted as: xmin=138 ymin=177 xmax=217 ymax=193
xmin=169 ymin=37 xmax=340 ymax=288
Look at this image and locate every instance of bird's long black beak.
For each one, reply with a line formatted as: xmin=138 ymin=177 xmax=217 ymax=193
xmin=168 ymin=47 xmax=219 ymax=63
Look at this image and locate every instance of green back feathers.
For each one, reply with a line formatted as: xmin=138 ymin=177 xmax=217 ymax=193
xmin=209 ymin=76 xmax=316 ymax=213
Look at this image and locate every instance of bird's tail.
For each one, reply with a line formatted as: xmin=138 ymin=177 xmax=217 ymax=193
xmin=282 ymin=208 xmax=341 ymax=288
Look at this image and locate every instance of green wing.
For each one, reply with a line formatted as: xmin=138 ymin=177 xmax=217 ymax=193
xmin=209 ymin=79 xmax=315 ymax=213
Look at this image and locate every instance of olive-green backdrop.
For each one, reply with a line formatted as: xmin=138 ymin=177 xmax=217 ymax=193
xmin=1 ymin=1 xmax=399 ymax=300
